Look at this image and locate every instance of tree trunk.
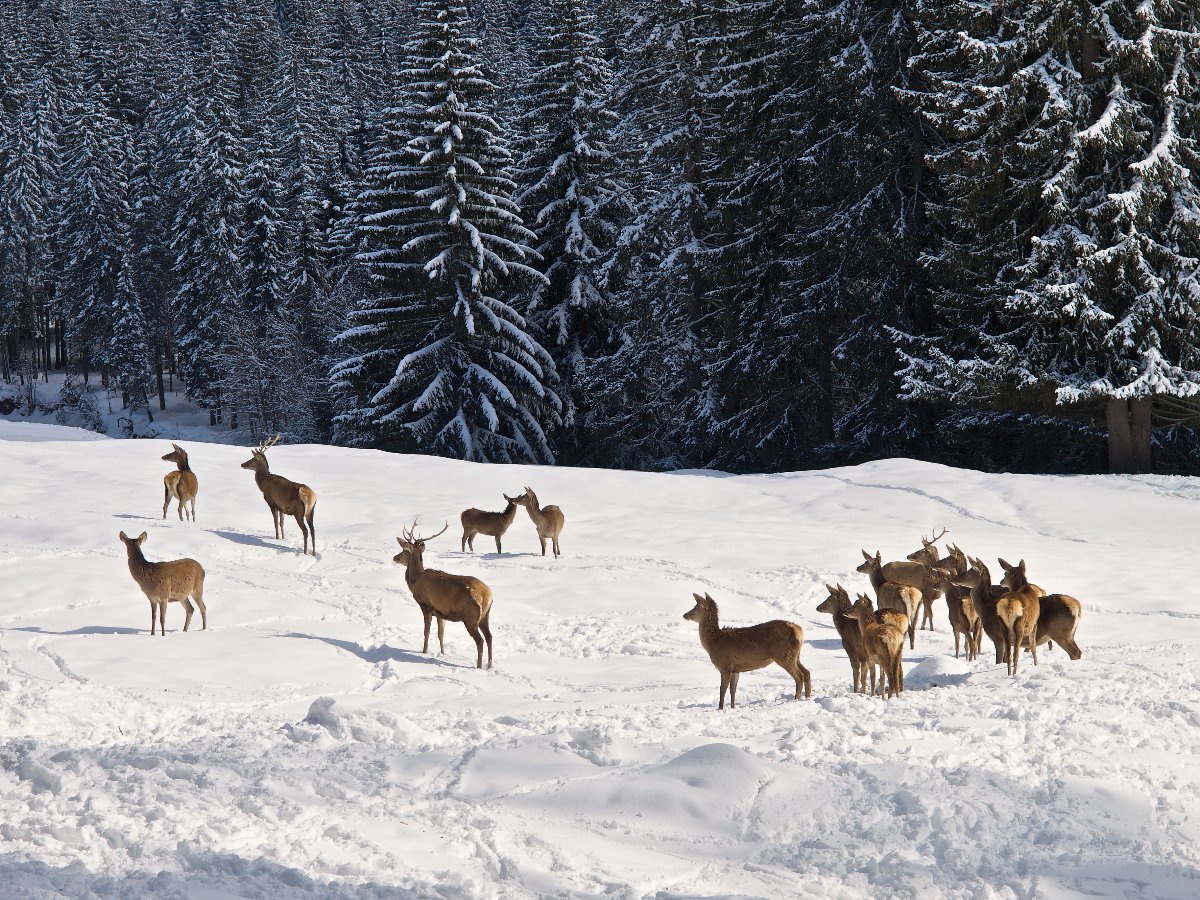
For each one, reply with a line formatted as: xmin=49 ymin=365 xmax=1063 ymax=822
xmin=1107 ymin=397 xmax=1152 ymax=474
xmin=155 ymin=349 xmax=166 ymax=411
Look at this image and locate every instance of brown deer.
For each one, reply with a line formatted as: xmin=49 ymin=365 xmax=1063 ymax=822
xmin=240 ymin=435 xmax=318 ymax=556
xmin=932 ymin=545 xmax=981 ymax=660
xmin=951 ymin=558 xmax=1009 ymax=665
xmin=512 ymin=486 xmax=564 ymax=557
xmin=998 ymin=559 xmax=1083 ymax=660
xmin=119 ymin=531 xmax=206 ymax=636
xmin=460 ymin=494 xmax=520 ymax=554
xmin=817 ymin=584 xmax=868 ymax=694
xmin=394 ymin=521 xmax=494 ymax=669
xmin=161 ymin=443 xmax=198 ymax=521
xmin=682 ymin=592 xmax=810 ymax=709
xmin=997 ymin=579 xmax=1041 ymax=676
xmin=856 ymin=550 xmax=925 ymax=650
xmin=844 ymin=594 xmax=905 ymax=700
xmin=905 ymin=527 xmax=948 ymax=630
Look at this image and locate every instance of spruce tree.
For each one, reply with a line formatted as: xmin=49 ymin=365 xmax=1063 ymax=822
xmin=332 ymin=0 xmax=560 ymax=462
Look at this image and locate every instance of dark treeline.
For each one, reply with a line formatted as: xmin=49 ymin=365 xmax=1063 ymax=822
xmin=2 ymin=0 xmax=1199 ymax=474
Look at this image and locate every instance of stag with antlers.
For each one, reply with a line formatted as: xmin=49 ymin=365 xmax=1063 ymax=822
xmin=240 ymin=435 xmax=318 ymax=556
xmin=394 ymin=521 xmax=494 ymax=669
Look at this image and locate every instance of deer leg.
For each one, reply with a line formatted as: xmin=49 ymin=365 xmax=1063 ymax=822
xmin=552 ymin=536 xmax=560 ymax=558
xmin=194 ymin=583 xmax=206 ymax=630
xmin=294 ymin=513 xmax=308 ymax=554
xmin=163 ymin=485 xmax=169 ymax=519
xmin=480 ymin=616 xmax=493 ymax=669
xmin=908 ymin=619 xmax=915 ymax=650
xmin=181 ymin=598 xmax=194 ymax=632
xmin=729 ymin=671 xmax=740 ymax=708
xmin=159 ymin=602 xmax=166 ymax=636
xmin=495 ymin=534 xmax=502 ymax=554
xmin=434 ymin=617 xmax=445 ymax=654
xmin=150 ymin=602 xmax=156 ymax=636
xmin=189 ymin=497 xmax=196 ymax=522
xmin=177 ymin=495 xmax=184 ymax=521
xmin=718 ymin=672 xmax=729 ymax=709
xmin=306 ymin=510 xmax=316 ymax=555
xmin=538 ymin=534 xmax=547 ymax=556
xmin=1029 ymin=630 xmax=1039 ymax=667
xmin=421 ymin=608 xmax=433 ymax=653
xmin=465 ymin=624 xmax=484 ymax=669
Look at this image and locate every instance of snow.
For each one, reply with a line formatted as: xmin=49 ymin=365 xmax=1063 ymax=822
xmin=1 ymin=428 xmax=1199 ymax=898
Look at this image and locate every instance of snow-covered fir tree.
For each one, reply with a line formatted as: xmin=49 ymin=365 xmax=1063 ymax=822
xmin=332 ymin=0 xmax=560 ymax=463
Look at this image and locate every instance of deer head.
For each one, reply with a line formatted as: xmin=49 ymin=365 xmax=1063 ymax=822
xmin=240 ymin=434 xmax=281 ymax=472
xmin=683 ymin=592 xmax=717 ymax=622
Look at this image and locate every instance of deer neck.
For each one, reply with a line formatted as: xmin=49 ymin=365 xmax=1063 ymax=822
xmin=500 ymin=500 xmax=518 ymax=526
xmin=866 ymin=565 xmax=884 ymax=594
xmin=177 ymin=456 xmax=192 ymax=473
xmin=126 ymin=545 xmax=151 ymax=580
xmin=253 ymin=465 xmax=270 ymax=488
xmin=524 ymin=493 xmax=545 ymax=523
xmin=403 ymin=552 xmax=425 ymax=589
xmin=694 ymin=608 xmax=721 ymax=650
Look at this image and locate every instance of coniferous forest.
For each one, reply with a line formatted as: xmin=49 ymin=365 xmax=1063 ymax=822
xmin=2 ymin=0 xmax=1199 ymax=475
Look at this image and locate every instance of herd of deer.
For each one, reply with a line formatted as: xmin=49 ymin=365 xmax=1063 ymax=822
xmin=119 ymin=439 xmax=565 ymax=658
xmin=120 ymin=444 xmax=1084 ymax=706
xmin=683 ymin=528 xmax=1085 ymax=709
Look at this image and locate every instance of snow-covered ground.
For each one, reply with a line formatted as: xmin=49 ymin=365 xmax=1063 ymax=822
xmin=1 ymin=420 xmax=1198 ymax=899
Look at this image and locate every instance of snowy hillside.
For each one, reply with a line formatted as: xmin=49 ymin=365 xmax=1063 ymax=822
xmin=1 ymin=422 xmax=1198 ymax=898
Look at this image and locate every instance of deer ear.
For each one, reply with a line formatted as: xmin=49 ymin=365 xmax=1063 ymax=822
xmin=396 ymin=536 xmax=404 ymax=545
xmin=861 ymin=549 xmax=871 ymax=561
xmin=704 ymin=592 xmax=715 ymax=603
xmin=826 ymin=583 xmax=837 ymax=594
xmin=1019 ymin=559 xmax=1026 ymax=573
xmin=137 ymin=531 xmax=148 ymax=544
xmin=119 ymin=531 xmax=128 ymax=541
xmin=692 ymin=593 xmax=705 ymax=602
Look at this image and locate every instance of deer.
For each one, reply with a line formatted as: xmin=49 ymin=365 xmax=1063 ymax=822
xmin=511 ymin=486 xmax=564 ymax=558
xmin=856 ymin=550 xmax=927 ymax=650
xmin=682 ymin=592 xmax=810 ymax=709
xmin=950 ymin=558 xmax=1009 ymax=665
xmin=161 ymin=443 xmax=198 ymax=522
xmin=460 ymin=494 xmax=520 ymax=554
xmin=996 ymin=577 xmax=1041 ymax=676
xmin=393 ymin=521 xmax=494 ymax=669
xmin=932 ymin=545 xmax=981 ymax=661
xmin=240 ymin=435 xmax=318 ymax=556
xmin=844 ymin=594 xmax=905 ymax=700
xmin=119 ymin=531 xmax=206 ymax=636
xmin=816 ymin=584 xmax=868 ymax=694
xmin=905 ymin=527 xmax=948 ymax=630
xmin=998 ymin=558 xmax=1084 ymax=660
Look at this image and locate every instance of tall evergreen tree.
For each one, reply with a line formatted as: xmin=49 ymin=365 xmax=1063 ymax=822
xmin=332 ymin=0 xmax=560 ymax=462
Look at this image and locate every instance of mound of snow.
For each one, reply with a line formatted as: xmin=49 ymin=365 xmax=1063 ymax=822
xmin=903 ymin=654 xmax=972 ymax=689
xmin=0 ymin=419 xmax=110 ymax=442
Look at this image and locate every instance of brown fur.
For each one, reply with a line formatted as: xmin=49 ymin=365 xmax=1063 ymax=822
xmin=998 ymin=559 xmax=1083 ymax=660
xmin=512 ymin=486 xmax=565 ymax=558
xmin=817 ymin=584 xmax=868 ymax=694
xmin=119 ymin=531 xmax=206 ymax=636
xmin=683 ymin=592 xmax=810 ymax=709
xmin=845 ymin=595 xmax=905 ymax=700
xmin=951 ymin=558 xmax=1010 ymax=665
xmin=395 ymin=522 xmax=494 ymax=669
xmin=997 ymin=584 xmax=1041 ymax=676
xmin=240 ymin=446 xmax=318 ymax=556
xmin=460 ymin=495 xmax=520 ymax=553
xmin=905 ymin=529 xmax=950 ymax=631
xmin=161 ymin=443 xmax=198 ymax=522
xmin=933 ymin=546 xmax=981 ymax=660
xmin=857 ymin=550 xmax=931 ymax=650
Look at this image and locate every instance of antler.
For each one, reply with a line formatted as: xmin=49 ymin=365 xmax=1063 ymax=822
xmin=924 ymin=526 xmax=949 ymax=545
xmin=255 ymin=433 xmax=282 ymax=453
xmin=403 ymin=519 xmax=449 ymax=543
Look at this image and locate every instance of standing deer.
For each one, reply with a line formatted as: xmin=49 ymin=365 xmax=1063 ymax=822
xmin=998 ymin=558 xmax=1084 ymax=660
xmin=161 ymin=443 xmax=198 ymax=522
xmin=460 ymin=494 xmax=520 ymax=554
xmin=951 ymin=558 xmax=1008 ymax=665
xmin=394 ymin=521 xmax=494 ymax=669
xmin=997 ymin=578 xmax=1041 ymax=676
xmin=240 ymin=435 xmax=318 ymax=556
xmin=932 ymin=545 xmax=981 ymax=661
xmin=844 ymin=594 xmax=905 ymax=700
xmin=817 ymin=584 xmax=867 ymax=694
xmin=119 ymin=531 xmax=206 ymax=636
xmin=856 ymin=550 xmax=926 ymax=650
xmin=905 ymin=527 xmax=948 ymax=629
xmin=512 ymin=486 xmax=564 ymax=557
xmin=682 ymin=592 xmax=810 ymax=709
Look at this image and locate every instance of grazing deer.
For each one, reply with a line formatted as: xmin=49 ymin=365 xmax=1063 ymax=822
xmin=998 ymin=559 xmax=1083 ymax=660
xmin=240 ymin=435 xmax=318 ymax=556
xmin=512 ymin=486 xmax=564 ymax=558
xmin=394 ymin=521 xmax=494 ymax=669
xmin=817 ymin=584 xmax=868 ymax=694
xmin=119 ymin=531 xmax=206 ymax=636
xmin=460 ymin=494 xmax=520 ymax=554
xmin=856 ymin=550 xmax=924 ymax=649
xmin=997 ymin=582 xmax=1041 ymax=676
xmin=844 ymin=594 xmax=905 ymax=700
xmin=905 ymin=528 xmax=948 ymax=631
xmin=161 ymin=443 xmax=198 ymax=522
xmin=682 ymin=592 xmax=810 ymax=709
xmin=951 ymin=558 xmax=1008 ymax=665
xmin=932 ymin=546 xmax=980 ymax=661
